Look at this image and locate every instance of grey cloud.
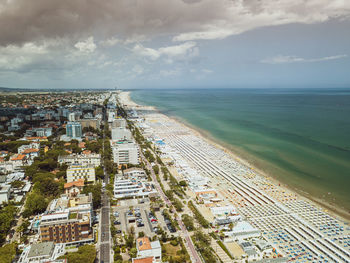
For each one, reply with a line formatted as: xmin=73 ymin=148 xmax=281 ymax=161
xmin=0 ymin=0 xmax=224 ymax=46
xmin=261 ymin=54 xmax=348 ymax=64
xmin=1 ymin=0 xmax=348 ymax=47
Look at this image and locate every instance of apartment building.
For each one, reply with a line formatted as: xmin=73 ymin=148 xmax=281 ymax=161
xmin=79 ymin=118 xmax=100 ymax=130
xmin=111 ymin=118 xmax=127 ymax=129
xmin=113 ymin=178 xmax=156 ymax=199
xmin=66 ymin=164 xmax=95 ymax=183
xmin=66 ymin=122 xmax=82 ymax=139
xmin=111 ymin=127 xmax=132 ymax=141
xmin=123 ymin=167 xmax=147 ymax=180
xmin=58 ymin=153 xmax=101 ymax=167
xmin=112 ymin=141 xmax=139 ymax=165
xmin=39 ymin=193 xmax=94 ymax=245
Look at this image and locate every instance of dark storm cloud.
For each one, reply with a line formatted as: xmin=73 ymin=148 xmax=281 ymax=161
xmin=1 ymin=0 xmax=348 ymax=47
xmin=0 ymin=0 xmax=226 ymax=46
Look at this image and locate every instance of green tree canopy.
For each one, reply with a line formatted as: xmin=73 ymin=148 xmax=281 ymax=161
xmin=0 ymin=243 xmax=17 ymax=263
xmin=60 ymin=245 xmax=96 ymax=263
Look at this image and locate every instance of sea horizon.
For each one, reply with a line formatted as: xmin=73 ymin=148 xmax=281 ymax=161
xmin=130 ymin=87 xmax=350 ymax=217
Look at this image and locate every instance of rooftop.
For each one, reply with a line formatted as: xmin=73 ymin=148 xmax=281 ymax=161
xmin=64 ymin=179 xmax=85 ymax=189
xmin=133 ymin=257 xmax=154 ymax=263
xmin=27 ymin=242 xmax=54 ymax=258
xmin=11 ymin=154 xmax=26 ymax=161
xmin=137 ymin=237 xmax=152 ymax=251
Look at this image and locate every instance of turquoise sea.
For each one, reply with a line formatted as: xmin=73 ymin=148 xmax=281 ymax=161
xmin=130 ymin=88 xmax=350 ymax=215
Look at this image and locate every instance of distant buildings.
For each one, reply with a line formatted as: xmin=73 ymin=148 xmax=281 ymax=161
xmin=108 ymin=111 xmax=116 ymax=123
xmin=58 ymin=153 xmax=101 ymax=167
xmin=65 ymin=122 xmax=82 ymax=139
xmin=18 ymin=142 xmax=40 ymax=160
xmin=68 ymin=112 xmax=76 ymax=122
xmin=66 ymin=164 xmax=95 ymax=183
xmin=25 ymin=127 xmax=52 ymax=137
xmin=79 ymin=118 xmax=100 ymax=130
xmin=112 ymin=141 xmax=139 ymax=165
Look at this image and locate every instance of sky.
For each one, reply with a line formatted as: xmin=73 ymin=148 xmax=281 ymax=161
xmin=0 ymin=0 xmax=350 ymax=90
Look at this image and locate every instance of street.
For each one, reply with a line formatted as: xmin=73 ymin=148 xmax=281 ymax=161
xmin=141 ymin=152 xmax=202 ymax=263
xmin=99 ymin=105 xmax=111 ymax=263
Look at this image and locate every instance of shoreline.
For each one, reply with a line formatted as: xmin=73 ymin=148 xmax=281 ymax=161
xmin=123 ymin=90 xmax=350 ymax=222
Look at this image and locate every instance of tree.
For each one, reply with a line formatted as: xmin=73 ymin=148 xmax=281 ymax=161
xmin=82 ymin=183 xmax=102 ymax=209
xmin=59 ymin=245 xmax=96 ymax=263
xmin=173 ymin=198 xmax=184 ymax=212
xmin=95 ymin=166 xmax=104 ymax=180
xmin=0 ymin=243 xmax=17 ymax=263
xmin=0 ymin=205 xmax=17 ymax=244
xmin=179 ymin=180 xmax=187 ymax=187
xmin=153 ymin=165 xmax=159 ymax=175
xmin=129 ymin=247 xmax=137 ymax=258
xmin=182 ymin=214 xmax=195 ymax=231
xmin=10 ymin=180 xmax=25 ymax=189
xmin=23 ymin=192 xmax=49 ymax=218
xmin=33 ymin=176 xmax=61 ymax=197
xmin=17 ymin=219 xmax=30 ymax=237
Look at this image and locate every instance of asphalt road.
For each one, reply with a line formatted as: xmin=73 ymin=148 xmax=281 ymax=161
xmin=100 ymin=106 xmax=111 ymax=263
xmin=100 ymin=190 xmax=110 ymax=263
xmin=141 ymin=152 xmax=202 ymax=263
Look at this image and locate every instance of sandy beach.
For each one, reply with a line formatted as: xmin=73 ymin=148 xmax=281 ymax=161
xmin=121 ymin=90 xmax=350 ymax=222
xmin=119 ymin=90 xmax=350 ymax=261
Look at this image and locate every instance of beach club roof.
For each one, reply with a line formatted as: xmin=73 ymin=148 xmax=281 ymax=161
xmin=194 ymin=189 xmax=217 ymax=196
xmin=64 ymin=179 xmax=85 ymax=189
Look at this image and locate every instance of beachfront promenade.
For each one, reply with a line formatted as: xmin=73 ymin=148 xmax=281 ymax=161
xmin=119 ymin=91 xmax=350 ymax=263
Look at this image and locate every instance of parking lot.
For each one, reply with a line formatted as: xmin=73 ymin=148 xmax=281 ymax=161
xmin=112 ymin=198 xmax=159 ymax=238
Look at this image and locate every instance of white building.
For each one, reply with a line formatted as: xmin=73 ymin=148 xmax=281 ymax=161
xmin=108 ymin=111 xmax=116 ymax=123
xmin=35 ymin=127 xmax=52 ymax=137
xmin=18 ymin=242 xmax=65 ymax=263
xmin=0 ymin=184 xmax=11 ymax=203
xmin=135 ymin=237 xmax=161 ymax=262
xmin=66 ymin=165 xmax=95 ymax=183
xmin=225 ymin=221 xmax=260 ymax=241
xmin=113 ymin=178 xmax=156 ymax=199
xmin=123 ymin=168 xmax=147 ymax=180
xmin=112 ymin=141 xmax=139 ymax=165
xmin=65 ymin=122 xmax=82 ymax=139
xmin=58 ymin=153 xmax=101 ymax=167
xmin=112 ymin=118 xmax=127 ymax=128
xmin=210 ymin=205 xmax=241 ymax=225
xmin=68 ymin=112 xmax=76 ymax=122
xmin=111 ymin=127 xmax=132 ymax=142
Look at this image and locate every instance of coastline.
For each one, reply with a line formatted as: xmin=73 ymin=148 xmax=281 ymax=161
xmin=123 ymin=90 xmax=350 ymax=222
